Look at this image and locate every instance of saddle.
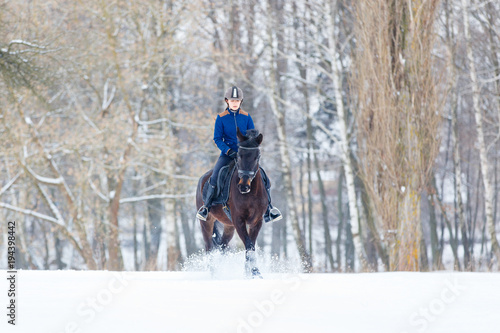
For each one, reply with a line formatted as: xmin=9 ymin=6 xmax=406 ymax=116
xmin=202 ymin=160 xmax=237 ymax=206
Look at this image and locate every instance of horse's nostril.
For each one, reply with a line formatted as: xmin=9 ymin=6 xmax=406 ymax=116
xmin=239 ymin=185 xmax=251 ymax=194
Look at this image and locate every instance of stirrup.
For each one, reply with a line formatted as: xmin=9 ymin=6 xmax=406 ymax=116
xmin=264 ymin=207 xmax=282 ymax=223
xmin=196 ymin=205 xmax=209 ymax=221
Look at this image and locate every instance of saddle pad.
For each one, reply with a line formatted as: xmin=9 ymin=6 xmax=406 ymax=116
xmin=202 ymin=161 xmax=236 ymax=206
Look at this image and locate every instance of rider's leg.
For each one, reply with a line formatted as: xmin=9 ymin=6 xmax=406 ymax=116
xmin=196 ymin=184 xmax=216 ymax=221
xmin=197 ymin=155 xmax=232 ymax=221
xmin=261 ymin=170 xmax=283 ymax=223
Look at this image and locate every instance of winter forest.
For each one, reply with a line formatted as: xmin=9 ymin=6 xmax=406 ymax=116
xmin=1 ymin=0 xmax=500 ymax=274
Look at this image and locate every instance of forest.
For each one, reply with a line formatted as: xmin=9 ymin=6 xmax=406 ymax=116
xmin=1 ymin=0 xmax=499 ymax=273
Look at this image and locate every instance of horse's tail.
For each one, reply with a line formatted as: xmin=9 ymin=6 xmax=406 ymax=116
xmin=212 ymin=220 xmax=223 ymax=247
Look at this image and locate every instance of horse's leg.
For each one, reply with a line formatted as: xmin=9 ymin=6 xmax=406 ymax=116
xmin=220 ymin=225 xmax=235 ymax=253
xmin=200 ymin=216 xmax=220 ymax=276
xmin=248 ymin=221 xmax=263 ymax=246
xmin=233 ymin=217 xmax=262 ymax=278
xmin=200 ymin=217 xmax=215 ymax=252
xmin=247 ymin=221 xmax=263 ymax=278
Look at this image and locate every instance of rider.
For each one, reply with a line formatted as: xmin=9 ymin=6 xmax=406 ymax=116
xmin=196 ymin=85 xmax=282 ymax=223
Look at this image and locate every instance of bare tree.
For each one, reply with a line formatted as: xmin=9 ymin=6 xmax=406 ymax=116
xmin=354 ymin=0 xmax=443 ymax=271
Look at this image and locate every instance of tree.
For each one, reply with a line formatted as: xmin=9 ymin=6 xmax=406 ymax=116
xmin=354 ymin=0 xmax=443 ymax=271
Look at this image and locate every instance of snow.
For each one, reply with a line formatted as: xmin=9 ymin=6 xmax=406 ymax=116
xmin=2 ymin=260 xmax=499 ymax=333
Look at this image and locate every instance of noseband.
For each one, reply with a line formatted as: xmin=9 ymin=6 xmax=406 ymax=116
xmin=237 ymin=146 xmax=260 ymax=181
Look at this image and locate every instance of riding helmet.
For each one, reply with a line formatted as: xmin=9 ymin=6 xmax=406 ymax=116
xmin=224 ymin=86 xmax=244 ymax=101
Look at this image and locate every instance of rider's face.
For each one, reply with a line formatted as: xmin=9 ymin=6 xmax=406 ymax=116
xmin=227 ymin=99 xmax=242 ymax=110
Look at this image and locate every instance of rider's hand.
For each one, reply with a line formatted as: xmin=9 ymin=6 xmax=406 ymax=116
xmin=227 ymin=149 xmax=237 ymax=159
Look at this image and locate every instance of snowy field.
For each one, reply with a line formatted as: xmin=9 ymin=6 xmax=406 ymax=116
xmin=1 ymin=253 xmax=499 ymax=333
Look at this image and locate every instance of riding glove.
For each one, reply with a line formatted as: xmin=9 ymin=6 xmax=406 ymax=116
xmin=227 ymin=149 xmax=237 ymax=159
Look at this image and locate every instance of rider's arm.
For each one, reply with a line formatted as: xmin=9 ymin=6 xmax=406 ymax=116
xmin=213 ymin=115 xmax=231 ymax=154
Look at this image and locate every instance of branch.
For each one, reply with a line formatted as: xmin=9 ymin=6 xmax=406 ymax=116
xmin=0 ymin=172 xmax=22 ymax=197
xmin=22 ymin=116 xmax=76 ymax=204
xmin=89 ymin=179 xmax=110 ymax=202
xmin=242 ymin=76 xmax=340 ymax=146
xmin=0 ymin=202 xmax=64 ymax=226
xmin=8 ymin=40 xmax=46 ymax=50
xmin=35 ymin=182 xmax=66 ymax=224
xmin=102 ymin=78 xmax=116 ymax=111
xmin=134 ymin=114 xmax=212 ymax=130
xmin=85 ymin=158 xmax=110 ymax=202
xmin=120 ymin=192 xmax=195 ymax=203
xmin=135 ymin=163 xmax=200 ymax=180
xmin=23 ymin=162 xmax=63 ymax=185
xmin=0 ymin=201 xmax=85 ymax=262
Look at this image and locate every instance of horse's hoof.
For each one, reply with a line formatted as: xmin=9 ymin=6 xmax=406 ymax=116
xmin=251 ymin=267 xmax=263 ymax=279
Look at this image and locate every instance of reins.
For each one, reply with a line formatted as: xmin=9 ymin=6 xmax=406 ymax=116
xmin=238 ymin=146 xmax=260 ymax=150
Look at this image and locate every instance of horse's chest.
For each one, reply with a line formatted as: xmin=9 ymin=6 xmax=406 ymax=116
xmin=236 ymin=200 xmax=265 ymax=222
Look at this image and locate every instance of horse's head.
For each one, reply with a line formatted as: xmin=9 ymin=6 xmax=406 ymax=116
xmin=236 ymin=128 xmax=263 ymax=194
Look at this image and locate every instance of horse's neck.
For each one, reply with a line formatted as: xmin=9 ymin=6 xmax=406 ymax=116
xmin=252 ymin=168 xmax=264 ymax=193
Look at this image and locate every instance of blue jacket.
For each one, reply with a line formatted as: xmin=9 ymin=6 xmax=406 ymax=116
xmin=213 ymin=108 xmax=255 ymax=156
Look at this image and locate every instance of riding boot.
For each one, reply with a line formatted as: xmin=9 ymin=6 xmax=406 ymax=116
xmin=197 ymin=184 xmax=216 ymax=221
xmin=264 ymin=205 xmax=283 ymax=223
xmin=262 ymin=177 xmax=283 ymax=223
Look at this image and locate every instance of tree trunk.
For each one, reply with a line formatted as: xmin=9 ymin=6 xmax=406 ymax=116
xmin=107 ymin=174 xmax=125 ymax=271
xmin=143 ymin=211 xmax=151 ymax=269
xmin=299 ymin=160 xmax=307 ymax=246
xmin=462 ymin=0 xmax=500 ymax=264
xmin=485 ymin=2 xmax=500 ymax=141
xmin=345 ymin=219 xmax=355 ymax=271
xmin=327 ymin=0 xmax=366 ymax=270
xmin=179 ymin=199 xmax=197 ymax=257
xmin=147 ymin=186 xmax=163 ymax=267
xmin=426 ymin=186 xmax=442 ymax=269
xmin=393 ymin=177 xmax=421 ymax=271
xmin=453 ymin=102 xmax=471 ymax=269
xmin=420 ymin=218 xmax=429 ymax=271
xmin=271 ymin=214 xmax=282 ymax=259
xmin=133 ymin=206 xmax=140 ymax=271
xmin=306 ymin=108 xmax=313 ymax=259
xmin=166 ymin=199 xmax=180 ymax=271
xmin=336 ymin=168 xmax=344 ymax=272
xmin=444 ymin=0 xmax=470 ymax=270
xmin=433 ymin=177 xmax=461 ymax=270
xmin=314 ymin=152 xmax=335 ymax=271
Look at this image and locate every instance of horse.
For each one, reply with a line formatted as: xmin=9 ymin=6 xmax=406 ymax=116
xmin=196 ymin=128 xmax=268 ymax=278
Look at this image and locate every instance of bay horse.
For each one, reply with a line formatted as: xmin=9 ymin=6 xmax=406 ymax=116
xmin=196 ymin=128 xmax=267 ymax=278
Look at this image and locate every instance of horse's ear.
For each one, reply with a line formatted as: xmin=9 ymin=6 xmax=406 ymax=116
xmin=237 ymin=127 xmax=247 ymax=142
xmin=255 ymin=133 xmax=263 ymax=145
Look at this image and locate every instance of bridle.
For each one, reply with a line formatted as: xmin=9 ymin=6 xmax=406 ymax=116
xmin=237 ymin=146 xmax=261 ymax=182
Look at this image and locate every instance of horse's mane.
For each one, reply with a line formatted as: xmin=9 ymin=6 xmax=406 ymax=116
xmin=239 ymin=129 xmax=261 ymax=148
